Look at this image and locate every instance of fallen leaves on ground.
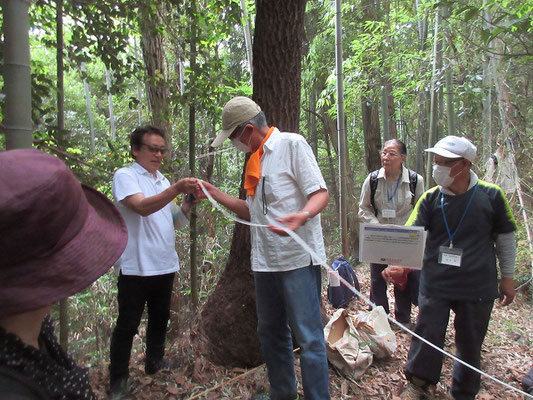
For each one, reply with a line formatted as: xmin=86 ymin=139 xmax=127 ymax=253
xmin=90 ymin=268 xmax=532 ymax=399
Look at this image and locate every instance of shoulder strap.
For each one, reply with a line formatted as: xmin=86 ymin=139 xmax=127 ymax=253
xmin=408 ymin=170 xmax=418 ymax=207
xmin=369 ymin=170 xmax=380 ymax=216
xmin=0 ymin=366 xmax=48 ymax=399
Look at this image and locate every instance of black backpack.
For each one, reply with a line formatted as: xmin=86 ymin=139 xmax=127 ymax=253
xmin=327 ymin=256 xmax=360 ymax=308
xmin=369 ymin=169 xmax=418 ymax=216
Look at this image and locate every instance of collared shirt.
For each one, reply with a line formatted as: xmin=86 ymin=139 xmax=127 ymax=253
xmin=112 ymin=162 xmax=180 ymax=276
xmin=358 ymin=165 xmax=424 ymax=225
xmin=246 ymin=128 xmax=327 ymax=272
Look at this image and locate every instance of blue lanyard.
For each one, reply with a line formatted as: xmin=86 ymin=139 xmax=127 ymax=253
xmin=440 ymin=184 xmax=478 ymax=248
xmin=387 ymin=173 xmax=402 ymax=203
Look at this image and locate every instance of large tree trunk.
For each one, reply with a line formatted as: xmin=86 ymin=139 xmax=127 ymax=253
xmin=199 ymin=0 xmax=308 ymax=368
xmin=252 ymin=0 xmax=306 ymax=132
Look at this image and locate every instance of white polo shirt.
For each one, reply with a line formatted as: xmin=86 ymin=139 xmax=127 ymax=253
xmin=246 ymin=128 xmax=328 ymax=272
xmin=112 ymin=162 xmax=180 ymax=276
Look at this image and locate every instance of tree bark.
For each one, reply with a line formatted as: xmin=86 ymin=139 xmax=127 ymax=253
xmin=362 ymin=97 xmax=382 ymax=172
xmin=199 ymin=0 xmax=308 ymax=368
xmin=361 ymin=0 xmax=382 ymax=173
xmin=139 ymin=1 xmax=172 ymax=157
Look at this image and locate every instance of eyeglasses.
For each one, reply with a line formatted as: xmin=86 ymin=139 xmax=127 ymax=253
xmin=141 ymin=143 xmax=168 ymax=155
xmin=380 ymin=150 xmax=399 ymax=157
xmin=433 ymin=157 xmax=464 ymax=167
xmin=229 ymin=121 xmax=249 ymax=140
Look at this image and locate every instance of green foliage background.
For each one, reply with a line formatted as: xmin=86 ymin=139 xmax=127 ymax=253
xmin=1 ymin=0 xmax=532 ymax=363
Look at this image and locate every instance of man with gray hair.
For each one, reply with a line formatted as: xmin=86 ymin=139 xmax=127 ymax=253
xmin=399 ymin=136 xmax=517 ymax=400
xmin=199 ymin=96 xmax=331 ymax=400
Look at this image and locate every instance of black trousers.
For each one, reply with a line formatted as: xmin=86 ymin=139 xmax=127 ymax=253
xmin=405 ymin=293 xmax=494 ymax=400
xmin=109 ymin=272 xmax=175 ymax=382
xmin=369 ymin=263 xmax=420 ymax=323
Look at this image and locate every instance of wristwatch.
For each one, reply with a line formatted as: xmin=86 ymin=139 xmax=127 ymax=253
xmin=301 ymin=211 xmax=311 ymax=219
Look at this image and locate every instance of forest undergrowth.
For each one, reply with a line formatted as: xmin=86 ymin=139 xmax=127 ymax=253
xmin=80 ymin=264 xmax=532 ymax=399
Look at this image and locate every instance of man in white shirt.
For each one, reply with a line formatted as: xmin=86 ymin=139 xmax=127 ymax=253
xmin=198 ymin=97 xmax=331 ymax=400
xmin=109 ymin=126 xmax=196 ymax=398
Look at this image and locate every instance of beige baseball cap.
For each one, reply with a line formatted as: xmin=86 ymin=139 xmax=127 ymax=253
xmin=211 ymin=96 xmax=261 ymax=147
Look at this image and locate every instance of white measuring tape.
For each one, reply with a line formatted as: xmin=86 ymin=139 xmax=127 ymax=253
xmin=197 ymin=180 xmax=533 ymax=398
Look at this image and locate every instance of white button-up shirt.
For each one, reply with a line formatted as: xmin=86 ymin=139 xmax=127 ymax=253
xmin=112 ymin=162 xmax=184 ymax=276
xmin=246 ymin=128 xmax=327 ymax=272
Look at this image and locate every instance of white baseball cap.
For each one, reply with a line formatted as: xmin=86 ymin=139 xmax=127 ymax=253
xmin=425 ymin=135 xmax=477 ymax=163
xmin=211 ymin=96 xmax=262 ymax=147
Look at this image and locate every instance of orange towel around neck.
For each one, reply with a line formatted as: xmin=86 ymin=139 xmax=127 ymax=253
xmin=244 ymin=126 xmax=275 ymax=197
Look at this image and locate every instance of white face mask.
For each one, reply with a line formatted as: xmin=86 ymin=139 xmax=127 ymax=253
xmin=231 ymin=127 xmax=252 ymax=153
xmin=432 ymin=161 xmax=463 ymax=188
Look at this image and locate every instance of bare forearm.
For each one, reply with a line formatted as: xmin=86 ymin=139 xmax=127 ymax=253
xmin=123 ymin=186 xmax=179 ymax=216
xmin=209 ymin=185 xmax=250 ymax=220
xmin=302 ymin=189 xmax=329 ymax=217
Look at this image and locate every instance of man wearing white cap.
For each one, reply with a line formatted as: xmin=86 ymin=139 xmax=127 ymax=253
xmin=399 ymin=136 xmax=517 ymax=399
xmin=198 ymin=96 xmax=331 ymax=400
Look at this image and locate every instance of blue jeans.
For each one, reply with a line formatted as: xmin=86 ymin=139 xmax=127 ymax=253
xmin=254 ymin=265 xmax=330 ymax=400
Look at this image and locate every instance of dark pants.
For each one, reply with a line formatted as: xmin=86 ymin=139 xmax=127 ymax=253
xmin=405 ymin=293 xmax=494 ymax=400
xmin=109 ymin=272 xmax=175 ymax=383
xmin=369 ymin=263 xmax=420 ymax=323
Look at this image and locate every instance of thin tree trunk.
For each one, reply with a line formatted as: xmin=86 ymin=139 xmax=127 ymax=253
xmin=81 ymin=63 xmax=95 ymax=152
xmin=445 ymin=61 xmax=455 ymax=135
xmin=3 ymin=0 xmax=32 ymax=149
xmin=335 ymin=0 xmax=349 ymax=256
xmin=415 ymin=0 xmax=429 ymax=178
xmin=309 ymin=85 xmax=318 ymax=157
xmin=57 ymin=0 xmax=69 ymax=351
xmin=381 ymin=82 xmax=390 ymax=141
xmin=105 ymin=69 xmax=116 ymax=141
xmin=481 ymin=0 xmax=493 ymax=162
xmin=240 ymin=0 xmax=253 ymax=81
xmin=442 ymin=3 xmax=455 ymax=136
xmin=426 ymin=8 xmax=443 ymax=189
xmin=188 ymin=0 xmax=199 ymax=309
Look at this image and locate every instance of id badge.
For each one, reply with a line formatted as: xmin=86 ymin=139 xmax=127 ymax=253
xmin=382 ymin=209 xmax=396 ymax=218
xmin=438 ymin=246 xmax=463 ymax=267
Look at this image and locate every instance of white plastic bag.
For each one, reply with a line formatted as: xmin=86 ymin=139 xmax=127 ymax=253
xmin=352 ymin=306 xmax=397 ymax=359
xmin=323 ymin=308 xmax=373 ymax=378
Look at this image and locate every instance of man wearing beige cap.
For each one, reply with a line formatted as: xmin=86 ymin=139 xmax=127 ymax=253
xmin=398 ymin=136 xmax=517 ymax=400
xmin=198 ymin=96 xmax=331 ymax=400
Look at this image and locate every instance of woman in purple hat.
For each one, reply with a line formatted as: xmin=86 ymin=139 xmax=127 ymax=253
xmin=0 ymin=149 xmax=128 ymax=399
